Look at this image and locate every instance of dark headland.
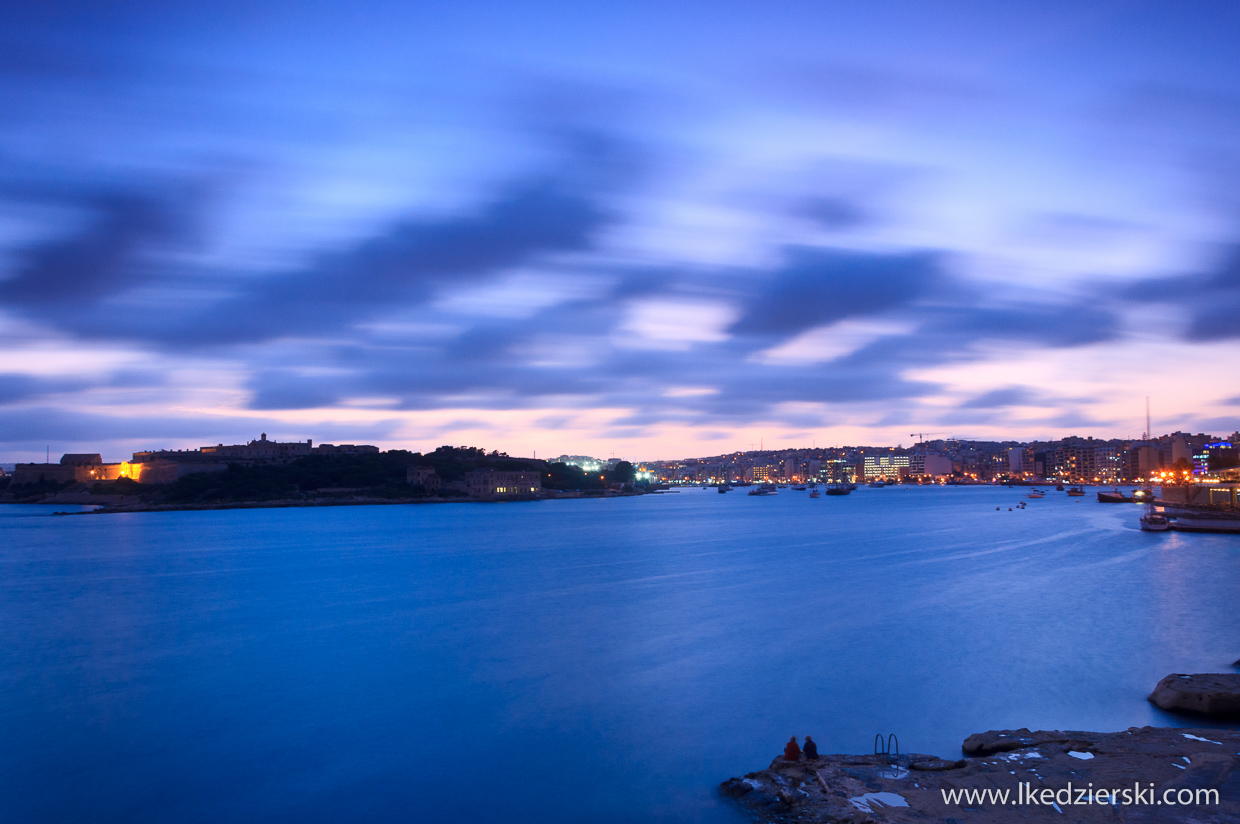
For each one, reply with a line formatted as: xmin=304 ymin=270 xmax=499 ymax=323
xmin=2 ymin=444 xmax=647 ymax=513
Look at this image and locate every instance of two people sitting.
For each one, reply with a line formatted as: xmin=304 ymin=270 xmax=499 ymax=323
xmin=783 ymin=735 xmax=818 ymax=761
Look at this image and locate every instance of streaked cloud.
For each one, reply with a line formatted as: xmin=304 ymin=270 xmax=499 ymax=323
xmin=1 ymin=1 xmax=1239 ymax=460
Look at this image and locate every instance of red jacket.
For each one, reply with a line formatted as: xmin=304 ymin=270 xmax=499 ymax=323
xmin=784 ymin=738 xmax=802 ymax=761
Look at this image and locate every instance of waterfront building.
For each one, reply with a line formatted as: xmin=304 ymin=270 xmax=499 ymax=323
xmin=1127 ymin=444 xmax=1161 ymax=480
xmin=406 ymin=466 xmax=442 ymax=490
xmin=1093 ymin=445 xmax=1122 ymax=483
xmin=907 ymin=453 xmax=952 ymax=478
xmin=863 ymin=455 xmax=909 ymax=479
xmin=462 ymin=468 xmax=541 ymax=498
xmin=751 ymin=465 xmax=773 ymax=481
xmin=11 ymin=453 xmax=224 ymax=485
xmin=134 ymin=434 xmax=378 ymax=465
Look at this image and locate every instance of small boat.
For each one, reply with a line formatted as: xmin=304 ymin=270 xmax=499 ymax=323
xmin=1097 ymin=488 xmax=1132 ymax=503
xmin=792 ymin=485 xmax=807 ymax=491
xmin=825 ymin=482 xmax=851 ymax=496
xmin=1027 ymin=491 xmax=1044 ymax=499
xmin=717 ymin=484 xmax=732 ymax=494
xmin=868 ymin=481 xmax=885 ymax=488
xmin=1066 ymin=486 xmax=1085 ymax=497
xmin=1139 ymin=506 xmax=1170 ymax=531
xmin=808 ymin=489 xmax=821 ymax=498
xmin=748 ymin=485 xmax=777 ymax=496
xmin=1055 ymin=483 xmax=1065 ymax=491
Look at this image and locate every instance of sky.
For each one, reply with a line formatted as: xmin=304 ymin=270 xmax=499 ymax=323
xmin=2 ymin=1 xmax=1240 ymax=462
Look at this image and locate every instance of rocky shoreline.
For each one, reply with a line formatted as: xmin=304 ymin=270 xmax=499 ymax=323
xmin=722 ymin=726 xmax=1240 ymax=822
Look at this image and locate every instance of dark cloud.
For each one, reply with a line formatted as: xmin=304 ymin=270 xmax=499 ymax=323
xmin=797 ymin=197 xmax=869 ymax=231
xmin=0 ymin=374 xmax=87 ymax=405
xmin=920 ymin=302 xmax=1119 ymax=348
xmin=0 ymin=185 xmax=200 ymax=314
xmin=246 ymin=371 xmax=343 ymax=411
xmin=168 ymin=177 xmax=608 ymax=346
xmin=1126 ymin=245 xmax=1240 ymax=341
xmin=1185 ymin=247 xmax=1240 ymax=339
xmin=1183 ymin=415 xmax=1240 ymax=433
xmin=961 ymin=387 xmax=1037 ymax=409
xmin=730 ymin=248 xmax=939 ymax=339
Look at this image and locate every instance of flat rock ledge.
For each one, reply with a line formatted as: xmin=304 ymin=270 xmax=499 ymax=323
xmin=1150 ymin=674 xmax=1240 ymax=718
xmin=721 ymin=726 xmax=1240 ymax=822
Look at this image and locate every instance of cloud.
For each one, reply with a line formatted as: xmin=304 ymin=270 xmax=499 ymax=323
xmin=960 ymin=387 xmax=1038 ymax=409
xmin=796 ymin=197 xmax=869 ymax=231
xmin=1126 ymin=245 xmax=1240 ymax=341
xmin=173 ymin=177 xmax=611 ymax=346
xmin=729 ymin=248 xmax=940 ymax=339
xmin=0 ymin=184 xmax=202 ymax=314
xmin=0 ymin=373 xmax=87 ymax=405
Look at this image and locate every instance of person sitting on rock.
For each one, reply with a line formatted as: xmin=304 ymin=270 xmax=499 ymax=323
xmin=803 ymin=736 xmax=819 ymax=760
xmin=784 ymin=736 xmax=802 ymax=761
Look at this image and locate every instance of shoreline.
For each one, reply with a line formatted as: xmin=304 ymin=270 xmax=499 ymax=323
xmin=4 ymin=490 xmax=645 ymax=515
xmin=722 ymin=725 xmax=1240 ymax=822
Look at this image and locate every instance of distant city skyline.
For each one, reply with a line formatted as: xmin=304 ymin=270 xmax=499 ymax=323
xmin=2 ymin=2 xmax=1240 ymax=463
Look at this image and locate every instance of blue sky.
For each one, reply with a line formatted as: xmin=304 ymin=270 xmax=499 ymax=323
xmin=2 ymin=1 xmax=1239 ymax=461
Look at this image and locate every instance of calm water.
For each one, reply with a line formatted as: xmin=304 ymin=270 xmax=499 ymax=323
xmin=2 ymin=488 xmax=1238 ymax=823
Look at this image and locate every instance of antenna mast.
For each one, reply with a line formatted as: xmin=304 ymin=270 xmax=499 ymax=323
xmin=1145 ymin=396 xmax=1151 ymax=441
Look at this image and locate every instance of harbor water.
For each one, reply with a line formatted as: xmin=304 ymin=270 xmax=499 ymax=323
xmin=2 ymin=487 xmax=1238 ymax=823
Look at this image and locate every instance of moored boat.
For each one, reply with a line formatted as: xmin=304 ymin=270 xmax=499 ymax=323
xmin=1139 ymin=506 xmax=1170 ymax=531
xmin=1097 ymin=488 xmax=1132 ymax=503
xmin=1027 ymin=490 xmax=1044 ymax=498
xmin=1066 ymin=486 xmax=1085 ymax=497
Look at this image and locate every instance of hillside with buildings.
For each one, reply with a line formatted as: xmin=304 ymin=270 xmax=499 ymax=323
xmin=0 ymin=436 xmax=651 ymax=509
xmin=640 ymin=430 xmax=1240 ymax=486
xmin=4 ymin=431 xmax=1238 ymax=511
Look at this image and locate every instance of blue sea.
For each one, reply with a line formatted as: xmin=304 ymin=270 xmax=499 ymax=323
xmin=2 ymin=487 xmax=1238 ymax=823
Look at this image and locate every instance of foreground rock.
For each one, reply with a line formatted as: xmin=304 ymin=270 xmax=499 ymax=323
xmin=721 ymin=726 xmax=1240 ymax=822
xmin=1150 ymin=674 xmax=1240 ymax=718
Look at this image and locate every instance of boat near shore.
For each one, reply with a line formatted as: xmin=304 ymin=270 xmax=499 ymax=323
xmin=1098 ymin=487 xmax=1154 ymax=504
xmin=1164 ymin=506 xmax=1240 ymax=533
xmin=1139 ymin=504 xmax=1169 ymax=531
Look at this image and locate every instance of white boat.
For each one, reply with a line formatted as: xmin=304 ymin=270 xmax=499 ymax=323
xmin=808 ymin=490 xmax=821 ymax=498
xmin=1139 ymin=505 xmax=1169 ymax=532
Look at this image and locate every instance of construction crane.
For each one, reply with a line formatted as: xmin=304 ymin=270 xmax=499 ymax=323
xmin=910 ymin=432 xmax=950 ymax=445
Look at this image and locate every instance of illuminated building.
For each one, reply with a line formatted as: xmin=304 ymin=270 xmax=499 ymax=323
xmin=863 ymin=455 xmax=909 ymax=479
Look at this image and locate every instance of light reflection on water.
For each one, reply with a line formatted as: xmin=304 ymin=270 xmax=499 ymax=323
xmin=1 ymin=489 xmax=1237 ymax=823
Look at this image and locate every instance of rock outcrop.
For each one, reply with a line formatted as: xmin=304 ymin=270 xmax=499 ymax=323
xmin=1150 ymin=673 xmax=1240 ymax=718
xmin=722 ymin=726 xmax=1240 ymax=822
